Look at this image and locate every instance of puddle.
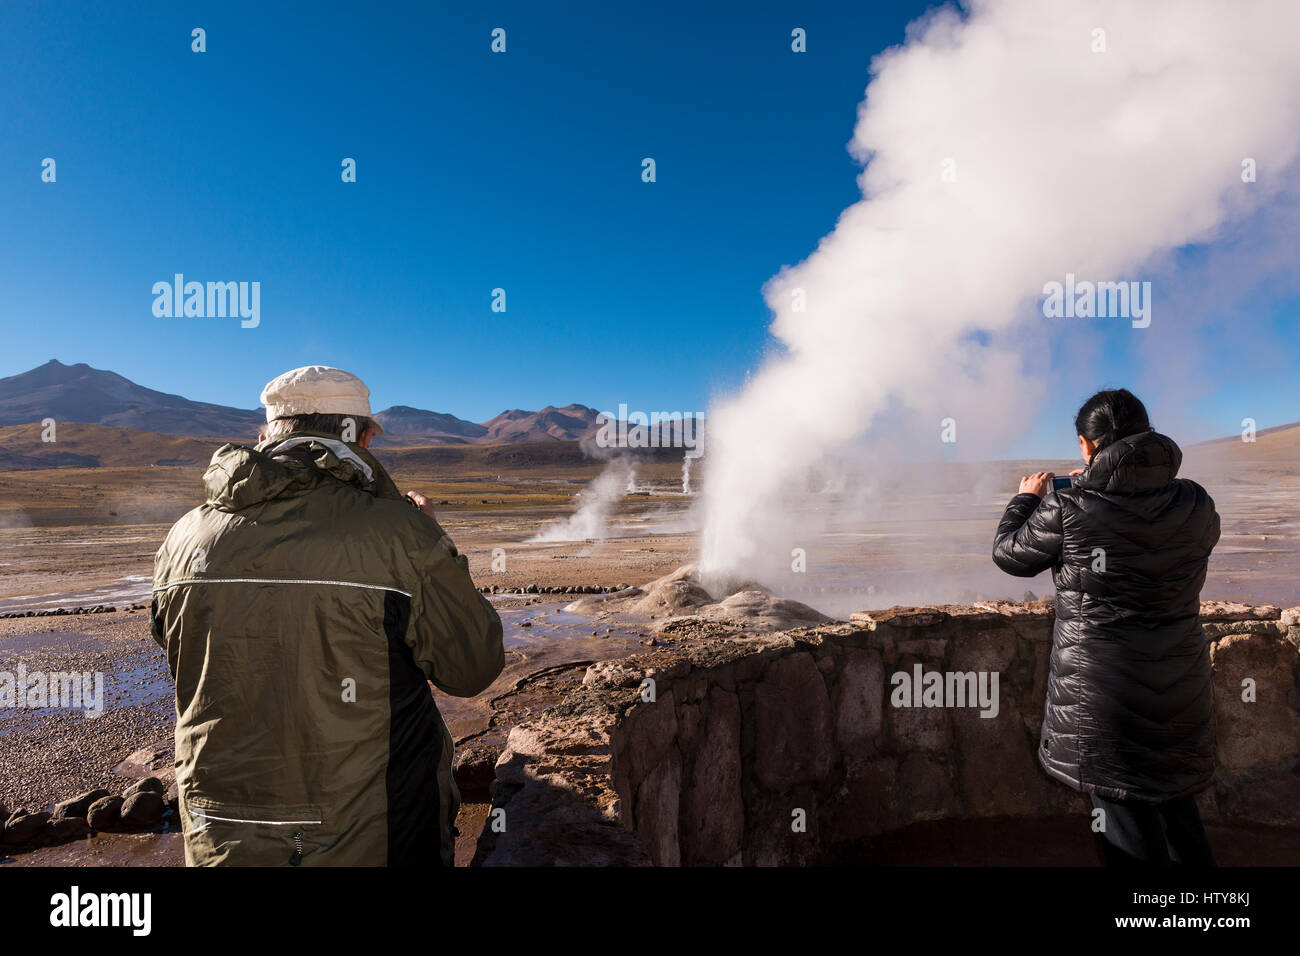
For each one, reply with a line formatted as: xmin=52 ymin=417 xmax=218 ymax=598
xmin=0 ymin=626 xmax=174 ymax=733
xmin=106 ymin=662 xmax=174 ymax=709
xmin=0 ymin=576 xmax=153 ymax=615
xmin=434 ymin=598 xmax=651 ymax=744
xmin=495 ymin=602 xmax=642 ymax=647
xmin=0 ymin=630 xmax=91 ymax=653
xmin=2 ymin=831 xmax=185 ymax=867
xmin=0 ymin=661 xmax=173 ymax=725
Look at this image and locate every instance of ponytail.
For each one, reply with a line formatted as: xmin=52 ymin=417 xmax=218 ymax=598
xmin=1074 ymin=388 xmax=1151 ymax=457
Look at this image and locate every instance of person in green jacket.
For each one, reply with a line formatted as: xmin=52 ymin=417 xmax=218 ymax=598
xmin=150 ymin=365 xmax=504 ymax=867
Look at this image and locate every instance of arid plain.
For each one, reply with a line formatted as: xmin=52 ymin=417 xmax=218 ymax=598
xmin=2 ymin=418 xmax=1298 ymax=864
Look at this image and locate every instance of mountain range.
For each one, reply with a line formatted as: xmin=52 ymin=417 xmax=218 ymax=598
xmin=0 ymin=360 xmax=601 ymax=445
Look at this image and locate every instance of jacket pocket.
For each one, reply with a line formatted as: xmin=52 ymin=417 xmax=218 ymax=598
xmin=184 ymin=796 xmax=324 ymax=866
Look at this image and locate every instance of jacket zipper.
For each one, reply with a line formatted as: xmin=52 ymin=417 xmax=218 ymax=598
xmin=289 ymin=830 xmax=303 ymax=866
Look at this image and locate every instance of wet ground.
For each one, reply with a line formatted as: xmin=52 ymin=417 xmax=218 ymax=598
xmin=3 ymin=449 xmax=1298 ymax=866
xmin=0 ymin=611 xmax=172 ymax=813
xmin=0 ymin=595 xmax=653 ymax=867
xmin=3 ymin=831 xmax=183 ymax=867
xmin=436 ymin=597 xmax=651 ymax=751
xmin=4 ymin=469 xmax=1295 ymax=624
xmin=0 ymin=525 xmax=165 ymax=613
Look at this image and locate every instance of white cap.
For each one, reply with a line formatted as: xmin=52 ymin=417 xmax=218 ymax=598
xmin=260 ymin=365 xmax=385 ymax=435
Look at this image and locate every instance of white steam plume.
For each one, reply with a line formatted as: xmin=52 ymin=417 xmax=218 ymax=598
xmin=529 ymin=460 xmax=634 ymax=543
xmin=700 ymin=0 xmax=1300 ymax=585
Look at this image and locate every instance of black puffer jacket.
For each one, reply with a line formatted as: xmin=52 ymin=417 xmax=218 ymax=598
xmin=992 ymin=430 xmax=1220 ymax=802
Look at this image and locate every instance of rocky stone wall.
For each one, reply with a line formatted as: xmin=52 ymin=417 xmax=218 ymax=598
xmin=474 ymin=601 xmax=1300 ymax=866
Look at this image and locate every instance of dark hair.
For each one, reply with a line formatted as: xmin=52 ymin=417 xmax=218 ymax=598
xmin=1074 ymin=389 xmax=1150 ymax=459
xmin=263 ymin=412 xmax=375 ymax=443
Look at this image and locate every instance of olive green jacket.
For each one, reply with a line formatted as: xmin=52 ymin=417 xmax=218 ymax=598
xmin=150 ymin=431 xmax=504 ymax=866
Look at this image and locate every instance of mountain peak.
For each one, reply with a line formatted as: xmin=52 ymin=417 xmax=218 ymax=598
xmin=0 ymin=361 xmax=602 ymax=446
xmin=370 ymin=405 xmax=487 ymax=444
xmin=480 ymin=404 xmax=599 ymax=442
xmin=0 ymin=360 xmax=263 ymax=437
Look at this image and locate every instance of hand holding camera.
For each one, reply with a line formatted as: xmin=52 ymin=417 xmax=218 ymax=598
xmin=1021 ymin=468 xmax=1087 ymax=498
xmin=1018 ymin=472 xmax=1056 ymax=498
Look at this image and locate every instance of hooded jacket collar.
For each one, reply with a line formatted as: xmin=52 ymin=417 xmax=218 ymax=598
xmin=203 ymin=431 xmax=403 ymax=510
xmin=269 ymin=435 xmax=375 ymax=484
xmin=1076 ymin=429 xmax=1182 ymax=495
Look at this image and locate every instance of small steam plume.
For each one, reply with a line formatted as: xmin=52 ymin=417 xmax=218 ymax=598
xmin=681 ymin=455 xmax=694 ymax=495
xmin=0 ymin=509 xmax=35 ymax=530
xmin=700 ymin=0 xmax=1300 ymax=589
xmin=529 ymin=460 xmax=634 ymax=543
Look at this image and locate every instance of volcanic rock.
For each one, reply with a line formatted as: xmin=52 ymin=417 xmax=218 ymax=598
xmin=113 ymin=741 xmax=176 ymax=787
xmin=87 ymin=795 xmax=124 ymax=830
xmin=124 ymin=776 xmax=167 ymax=798
xmin=695 ymin=589 xmax=830 ymax=630
xmin=52 ymin=788 xmax=110 ymax=821
xmin=454 ymin=745 xmax=503 ymax=793
xmin=46 ymin=816 xmax=92 ymax=842
xmin=565 ymin=564 xmax=831 ymax=633
xmin=4 ymin=810 xmax=51 ymax=845
xmin=120 ymin=791 xmax=165 ymax=829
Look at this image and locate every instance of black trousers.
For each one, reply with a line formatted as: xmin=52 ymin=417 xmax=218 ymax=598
xmin=1089 ymin=793 xmax=1216 ymax=866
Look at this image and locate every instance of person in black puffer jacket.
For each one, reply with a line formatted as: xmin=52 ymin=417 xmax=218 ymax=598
xmin=992 ymin=388 xmax=1220 ymax=866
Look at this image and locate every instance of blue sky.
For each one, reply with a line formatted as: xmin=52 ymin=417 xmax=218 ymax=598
xmin=2 ymin=0 xmax=1297 ymax=458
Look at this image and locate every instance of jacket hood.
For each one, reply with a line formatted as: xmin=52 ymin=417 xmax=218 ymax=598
xmin=1076 ymin=429 xmax=1182 ymax=495
xmin=203 ymin=431 xmax=402 ymax=510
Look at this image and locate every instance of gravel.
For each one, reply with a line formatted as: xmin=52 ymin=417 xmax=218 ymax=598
xmin=0 ymin=611 xmax=173 ymax=812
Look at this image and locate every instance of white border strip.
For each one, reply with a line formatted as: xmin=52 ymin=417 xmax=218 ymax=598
xmin=154 ymin=577 xmax=411 ymax=598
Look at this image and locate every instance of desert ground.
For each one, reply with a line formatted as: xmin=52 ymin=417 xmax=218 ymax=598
xmin=2 ymin=422 xmax=1298 ymax=864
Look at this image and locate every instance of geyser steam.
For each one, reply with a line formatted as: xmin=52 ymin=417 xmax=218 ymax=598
xmin=530 ymin=460 xmax=634 ymax=543
xmin=699 ymin=0 xmax=1300 ymax=584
